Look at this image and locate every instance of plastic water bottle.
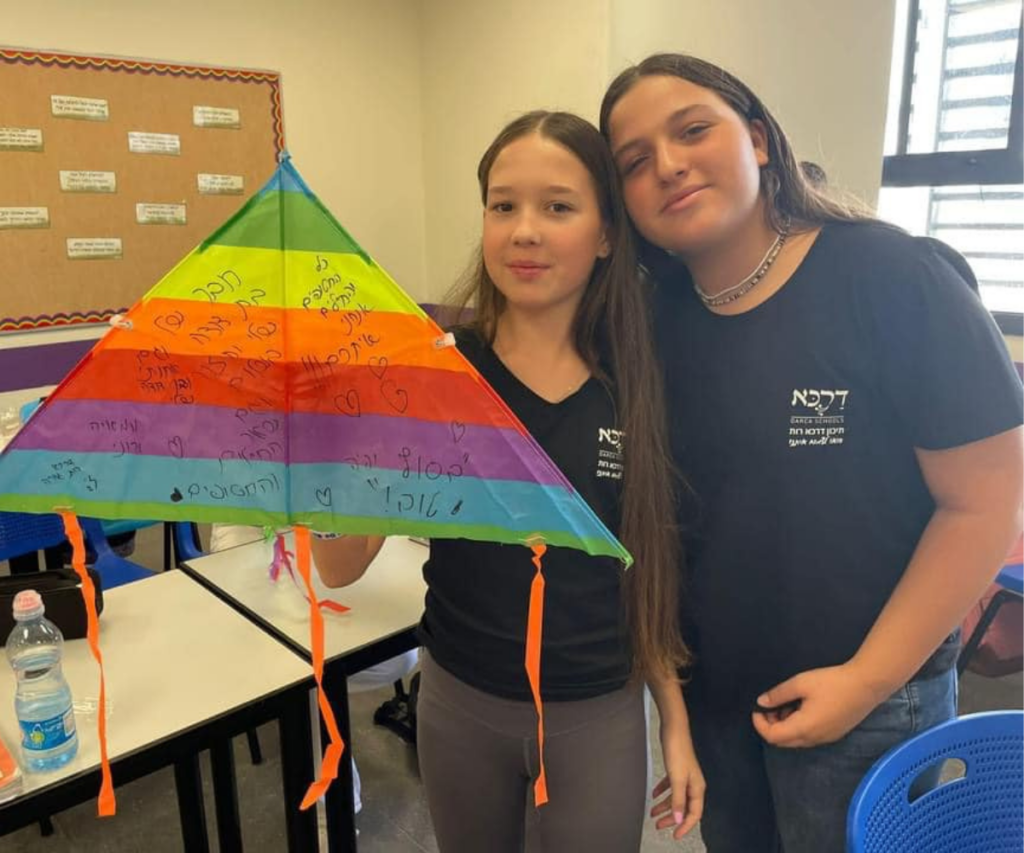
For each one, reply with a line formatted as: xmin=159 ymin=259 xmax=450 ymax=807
xmin=5 ymin=590 xmax=78 ymax=771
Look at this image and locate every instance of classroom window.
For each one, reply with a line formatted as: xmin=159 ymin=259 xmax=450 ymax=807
xmin=879 ymin=0 xmax=1023 ymax=333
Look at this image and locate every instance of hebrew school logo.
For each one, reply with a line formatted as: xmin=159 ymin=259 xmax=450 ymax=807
xmin=596 ymin=427 xmax=624 ymax=479
xmin=788 ymin=389 xmax=848 ymax=448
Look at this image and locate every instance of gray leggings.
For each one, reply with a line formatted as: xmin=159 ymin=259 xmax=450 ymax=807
xmin=416 ymin=651 xmax=647 ymax=853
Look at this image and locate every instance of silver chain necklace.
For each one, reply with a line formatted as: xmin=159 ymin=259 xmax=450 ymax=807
xmin=694 ymin=220 xmax=791 ymax=307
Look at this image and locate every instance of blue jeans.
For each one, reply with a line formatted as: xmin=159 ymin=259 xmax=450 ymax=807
xmin=688 ymin=636 xmax=959 ymax=853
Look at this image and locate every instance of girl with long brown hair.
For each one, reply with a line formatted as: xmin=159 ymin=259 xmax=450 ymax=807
xmin=313 ymin=110 xmax=703 ymax=852
xmin=601 ymin=53 xmax=1023 ymax=852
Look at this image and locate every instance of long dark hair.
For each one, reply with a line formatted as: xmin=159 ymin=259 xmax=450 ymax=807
xmin=447 ymin=111 xmax=689 ymax=681
xmin=599 ymin=53 xmax=879 ymax=274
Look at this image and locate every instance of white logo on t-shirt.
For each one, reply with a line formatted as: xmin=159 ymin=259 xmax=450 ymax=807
xmin=789 ymin=389 xmax=848 ymax=448
xmin=596 ymin=427 xmax=624 ymax=479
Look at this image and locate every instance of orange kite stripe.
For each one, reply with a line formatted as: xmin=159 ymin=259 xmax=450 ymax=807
xmin=58 ymin=351 xmax=519 ymax=427
xmin=104 ymin=299 xmax=464 ymax=371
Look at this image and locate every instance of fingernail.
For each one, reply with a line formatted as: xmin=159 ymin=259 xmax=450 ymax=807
xmin=674 ymin=810 xmax=684 ymax=825
xmin=756 ymin=693 xmax=769 ymax=706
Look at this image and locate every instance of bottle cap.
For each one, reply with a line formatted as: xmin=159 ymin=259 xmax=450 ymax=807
xmin=12 ymin=589 xmax=44 ymax=621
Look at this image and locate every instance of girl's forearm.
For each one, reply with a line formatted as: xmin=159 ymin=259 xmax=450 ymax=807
xmin=851 ymin=504 xmax=1020 ymax=699
xmin=648 ymin=670 xmax=690 ymax=729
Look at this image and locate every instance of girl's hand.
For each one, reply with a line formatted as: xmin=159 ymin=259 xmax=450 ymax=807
xmin=751 ymin=663 xmax=888 ymax=748
xmin=649 ymin=717 xmax=705 ymax=839
xmin=310 ymin=534 xmax=385 ymax=588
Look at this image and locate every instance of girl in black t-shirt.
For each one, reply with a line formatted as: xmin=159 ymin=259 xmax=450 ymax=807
xmin=601 ymin=53 xmax=1023 ymax=853
xmin=313 ymin=112 xmax=705 ymax=852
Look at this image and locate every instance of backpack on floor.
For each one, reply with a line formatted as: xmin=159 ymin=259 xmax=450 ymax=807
xmin=373 ymin=671 xmax=420 ymax=744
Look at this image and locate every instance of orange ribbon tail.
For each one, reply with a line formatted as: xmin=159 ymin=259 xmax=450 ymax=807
xmin=524 ymin=542 xmax=548 ymax=807
xmin=294 ymin=526 xmax=345 ymax=809
xmin=59 ymin=512 xmax=116 ymax=817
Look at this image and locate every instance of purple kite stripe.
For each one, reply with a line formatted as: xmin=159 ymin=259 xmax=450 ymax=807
xmin=15 ymin=398 xmax=564 ymax=485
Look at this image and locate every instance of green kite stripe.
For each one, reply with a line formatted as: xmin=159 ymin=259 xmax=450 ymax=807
xmin=203 ymin=186 xmax=369 ymax=257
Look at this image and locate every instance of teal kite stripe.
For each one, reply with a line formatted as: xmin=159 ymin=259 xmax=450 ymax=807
xmin=0 ymin=451 xmax=630 ymax=563
xmin=256 ymin=158 xmax=313 ymax=198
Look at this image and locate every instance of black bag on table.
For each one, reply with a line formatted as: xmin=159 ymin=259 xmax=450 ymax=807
xmin=0 ymin=569 xmax=104 ymax=645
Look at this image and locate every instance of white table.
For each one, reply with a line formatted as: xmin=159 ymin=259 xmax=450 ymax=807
xmin=0 ymin=569 xmax=317 ymax=851
xmin=182 ymin=535 xmax=428 ymax=658
xmin=182 ymin=535 xmax=429 ymax=853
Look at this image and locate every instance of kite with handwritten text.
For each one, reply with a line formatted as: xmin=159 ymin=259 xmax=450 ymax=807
xmin=0 ymin=157 xmax=631 ymax=814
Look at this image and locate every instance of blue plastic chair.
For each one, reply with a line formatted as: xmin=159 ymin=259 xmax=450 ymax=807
xmin=79 ymin=518 xmax=155 ymax=588
xmin=0 ymin=511 xmax=67 ymax=562
xmin=847 ymin=710 xmax=1024 ymax=852
xmin=0 ymin=511 xmax=154 ymax=589
xmin=171 ymin=521 xmax=204 ymax=564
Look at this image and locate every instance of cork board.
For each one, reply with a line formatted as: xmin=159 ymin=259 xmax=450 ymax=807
xmin=0 ymin=48 xmax=284 ymax=333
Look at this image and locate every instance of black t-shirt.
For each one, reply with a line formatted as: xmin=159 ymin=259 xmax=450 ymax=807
xmin=417 ymin=328 xmax=632 ymax=701
xmin=654 ymin=222 xmax=1023 ymax=707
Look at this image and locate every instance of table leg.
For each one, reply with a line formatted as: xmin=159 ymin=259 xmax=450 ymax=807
xmin=246 ymin=728 xmax=264 ymax=765
xmin=173 ymin=753 xmax=211 ymax=853
xmin=210 ymin=738 xmax=243 ymax=853
xmin=163 ymin=523 xmax=172 ymax=573
xmin=323 ymin=666 xmax=357 ymax=853
xmin=279 ymin=689 xmax=319 ymax=853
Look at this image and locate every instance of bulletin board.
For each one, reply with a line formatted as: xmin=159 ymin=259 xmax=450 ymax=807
xmin=0 ymin=47 xmax=284 ymax=334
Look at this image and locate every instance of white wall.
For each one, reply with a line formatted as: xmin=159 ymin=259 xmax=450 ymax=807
xmin=418 ymin=0 xmax=612 ymax=300
xmin=414 ymin=0 xmax=899 ymax=298
xmin=608 ymin=0 xmax=898 ymax=209
xmin=2 ymin=0 xmax=428 ymax=330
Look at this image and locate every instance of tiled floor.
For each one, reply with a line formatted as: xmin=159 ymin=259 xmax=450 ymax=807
xmin=3 ymin=525 xmax=1021 ymax=852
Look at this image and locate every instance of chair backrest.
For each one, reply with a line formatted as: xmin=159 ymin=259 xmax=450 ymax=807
xmin=998 ymin=562 xmax=1023 ymax=596
xmin=0 ymin=511 xmax=153 ymax=589
xmin=78 ymin=518 xmax=154 ymax=589
xmin=171 ymin=521 xmax=204 ymax=564
xmin=847 ymin=711 xmax=1024 ymax=852
xmin=0 ymin=511 xmax=68 ymax=562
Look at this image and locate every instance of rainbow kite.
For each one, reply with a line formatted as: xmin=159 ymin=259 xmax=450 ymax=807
xmin=0 ymin=156 xmax=630 ymax=813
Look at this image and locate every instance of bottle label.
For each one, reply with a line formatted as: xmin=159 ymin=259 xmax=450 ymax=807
xmin=19 ymin=707 xmax=76 ymax=751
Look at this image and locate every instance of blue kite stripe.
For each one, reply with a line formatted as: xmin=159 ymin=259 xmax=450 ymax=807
xmin=256 ymin=157 xmax=314 ymax=198
xmin=0 ymin=450 xmax=614 ymax=542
